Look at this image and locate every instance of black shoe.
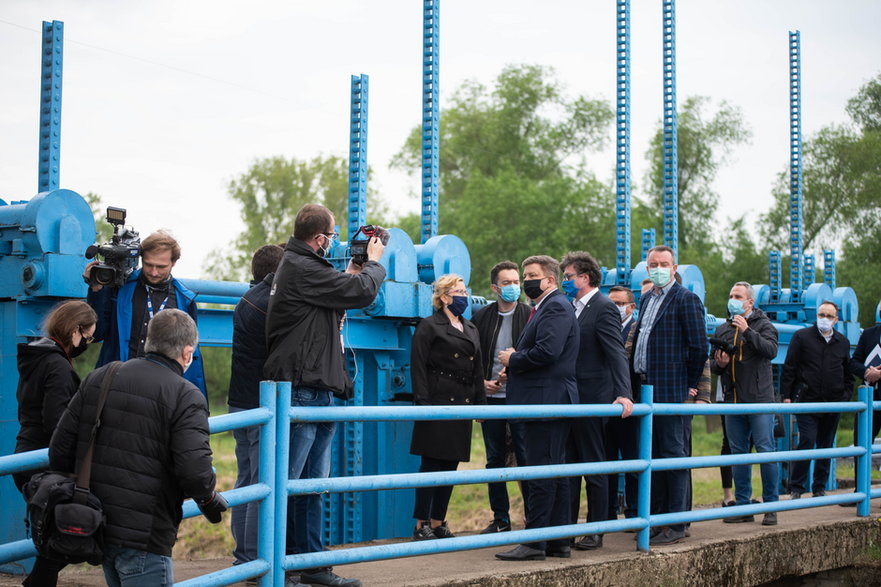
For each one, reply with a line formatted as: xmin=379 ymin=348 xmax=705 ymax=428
xmin=762 ymin=512 xmax=778 ymax=526
xmin=413 ymin=522 xmax=436 ymax=541
xmin=789 ymin=492 xmax=802 ymax=500
xmin=723 ymin=515 xmax=755 ymax=524
xmin=573 ymin=534 xmax=603 ymax=551
xmin=299 ymin=568 xmax=362 ymax=587
xmin=722 ymin=500 xmax=736 ymax=507
xmin=649 ymin=528 xmax=686 ymax=545
xmin=495 ymin=545 xmax=546 ymax=561
xmin=812 ymin=489 xmax=826 ymax=497
xmin=433 ymin=521 xmax=455 ymax=538
xmin=546 ymin=546 xmax=571 ymax=558
xmin=480 ymin=518 xmax=512 ymax=534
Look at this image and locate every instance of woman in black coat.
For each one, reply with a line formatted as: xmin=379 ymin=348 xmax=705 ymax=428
xmin=410 ymin=274 xmax=486 ymax=540
xmin=15 ymin=300 xmax=96 ymax=587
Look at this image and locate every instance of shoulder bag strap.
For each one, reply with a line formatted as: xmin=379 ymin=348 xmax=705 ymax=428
xmin=75 ymin=361 xmax=122 ymax=492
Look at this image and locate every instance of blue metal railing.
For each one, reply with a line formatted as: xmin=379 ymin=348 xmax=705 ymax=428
xmin=1 ymin=384 xmax=876 ymax=586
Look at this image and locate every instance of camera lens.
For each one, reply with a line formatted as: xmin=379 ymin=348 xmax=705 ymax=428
xmin=94 ymin=266 xmax=116 ymax=286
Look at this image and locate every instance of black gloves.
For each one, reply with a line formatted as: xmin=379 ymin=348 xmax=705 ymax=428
xmin=197 ymin=491 xmax=228 ymax=524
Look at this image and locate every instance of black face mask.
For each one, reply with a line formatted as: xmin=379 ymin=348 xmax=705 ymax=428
xmin=523 ymin=279 xmax=545 ymax=300
xmin=70 ymin=337 xmax=89 ymax=358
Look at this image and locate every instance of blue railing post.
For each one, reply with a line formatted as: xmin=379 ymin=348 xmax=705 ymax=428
xmin=636 ymin=384 xmax=653 ymax=552
xmin=274 ymin=382 xmax=292 ymax=587
xmin=856 ymin=385 xmax=872 ymax=517
xmin=258 ymin=382 xmax=277 ymax=587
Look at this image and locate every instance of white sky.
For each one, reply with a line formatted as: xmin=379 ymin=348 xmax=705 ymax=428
xmin=1 ymin=0 xmax=879 ymax=278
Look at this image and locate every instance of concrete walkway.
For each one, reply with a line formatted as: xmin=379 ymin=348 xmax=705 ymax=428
xmin=2 ymin=496 xmax=879 ymax=586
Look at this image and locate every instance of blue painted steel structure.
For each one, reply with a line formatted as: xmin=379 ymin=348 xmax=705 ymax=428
xmin=789 ymin=31 xmax=804 ymax=304
xmin=614 ymin=0 xmax=632 ymax=286
xmin=420 ymin=0 xmax=440 ymax=244
xmin=38 ymin=21 xmax=63 ymax=194
xmin=661 ymin=0 xmax=678 ymax=257
xmin=347 ymin=74 xmax=368 ymax=239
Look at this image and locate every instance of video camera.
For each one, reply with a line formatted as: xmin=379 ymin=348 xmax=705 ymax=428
xmin=85 ymin=207 xmax=140 ymax=288
xmin=709 ymin=337 xmax=737 ymax=356
xmin=349 ymin=224 xmax=390 ymax=266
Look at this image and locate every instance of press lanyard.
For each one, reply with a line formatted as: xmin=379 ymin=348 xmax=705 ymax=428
xmin=146 ymin=285 xmax=169 ymax=319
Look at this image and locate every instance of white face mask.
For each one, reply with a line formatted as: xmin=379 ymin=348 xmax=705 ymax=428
xmin=817 ymin=318 xmax=835 ymax=333
xmin=618 ymin=305 xmax=628 ymax=322
xmin=183 ymin=352 xmax=194 ymax=373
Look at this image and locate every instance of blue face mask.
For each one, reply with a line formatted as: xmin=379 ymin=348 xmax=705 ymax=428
xmin=448 ymin=295 xmax=469 ymax=317
xmin=499 ymin=284 xmax=520 ymax=303
xmin=561 ymin=279 xmax=578 ymax=301
xmin=727 ymin=298 xmax=745 ymax=316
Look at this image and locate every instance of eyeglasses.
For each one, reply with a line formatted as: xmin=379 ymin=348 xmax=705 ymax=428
xmin=562 ymin=273 xmax=582 ymax=281
xmin=816 ymin=312 xmax=836 ymax=319
xmin=79 ymin=328 xmax=94 ymax=344
xmin=323 ymin=232 xmax=339 ymax=240
xmin=613 ymin=302 xmax=631 ymax=307
xmin=449 ymin=289 xmax=468 ymax=296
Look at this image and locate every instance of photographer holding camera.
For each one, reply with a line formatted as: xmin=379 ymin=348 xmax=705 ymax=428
xmin=84 ymin=230 xmax=206 ymax=396
xmin=710 ymin=281 xmax=780 ymax=525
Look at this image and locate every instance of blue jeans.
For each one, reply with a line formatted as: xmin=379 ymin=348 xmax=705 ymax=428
xmin=103 ymin=545 xmax=173 ymax=587
xmin=481 ymin=397 xmax=528 ymax=521
xmin=725 ymin=413 xmax=779 ymax=505
xmin=230 ymin=406 xmax=261 ymax=564
xmin=288 ymin=386 xmax=337 ymax=556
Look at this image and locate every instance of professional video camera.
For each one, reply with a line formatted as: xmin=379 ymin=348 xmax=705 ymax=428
xmin=85 ymin=207 xmax=140 ymax=288
xmin=349 ymin=224 xmax=390 ymax=266
xmin=709 ymin=336 xmax=737 ymax=356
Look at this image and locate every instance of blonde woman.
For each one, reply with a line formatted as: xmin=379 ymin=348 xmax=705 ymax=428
xmin=410 ymin=274 xmax=486 ymax=540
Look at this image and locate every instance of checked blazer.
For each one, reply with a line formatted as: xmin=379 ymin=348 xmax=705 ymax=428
xmin=631 ymin=281 xmax=707 ymax=403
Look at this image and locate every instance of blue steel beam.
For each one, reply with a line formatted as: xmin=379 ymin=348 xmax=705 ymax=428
xmin=823 ymin=249 xmax=836 ymax=289
xmin=347 ymin=75 xmax=369 ymax=239
xmin=420 ymin=0 xmax=440 ymax=244
xmin=641 ymin=228 xmax=655 ymax=262
xmin=803 ymin=253 xmax=814 ymax=291
xmin=661 ymin=0 xmax=678 ymax=256
xmin=769 ymin=250 xmax=782 ymax=303
xmin=38 ymin=21 xmax=63 ymax=193
xmin=615 ymin=0 xmax=632 ymax=285
xmin=789 ymin=30 xmax=804 ymax=303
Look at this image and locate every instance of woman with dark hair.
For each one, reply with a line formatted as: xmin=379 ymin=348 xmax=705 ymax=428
xmin=15 ymin=299 xmax=97 ymax=587
xmin=410 ymin=274 xmax=486 ymax=541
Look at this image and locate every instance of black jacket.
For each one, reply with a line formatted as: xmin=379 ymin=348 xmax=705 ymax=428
xmin=574 ymin=292 xmax=632 ymax=404
xmin=409 ymin=310 xmax=485 ymax=462
xmin=14 ymin=338 xmax=79 ymax=489
xmin=49 ymin=354 xmax=216 ymax=556
xmin=471 ymin=301 xmax=530 ymax=380
xmin=850 ymin=324 xmax=881 ymax=396
xmin=710 ymin=308 xmax=778 ymax=403
xmin=264 ymin=238 xmax=385 ymax=399
xmin=781 ymin=324 xmax=853 ymax=402
xmin=228 ymin=274 xmax=273 ymax=410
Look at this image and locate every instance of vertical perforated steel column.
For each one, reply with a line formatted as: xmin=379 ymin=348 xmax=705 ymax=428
xmin=615 ymin=0 xmax=632 ymax=285
xmin=347 ymin=75 xmax=369 ymax=239
xmin=38 ymin=20 xmax=63 ymax=193
xmin=661 ymin=0 xmax=678 ymax=257
xmin=788 ymin=31 xmax=804 ymax=303
xmin=420 ymin=0 xmax=440 ymax=244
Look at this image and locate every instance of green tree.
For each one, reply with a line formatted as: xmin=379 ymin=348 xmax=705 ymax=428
xmin=391 ymin=64 xmax=615 ymax=293
xmin=204 ymin=155 xmax=388 ymax=281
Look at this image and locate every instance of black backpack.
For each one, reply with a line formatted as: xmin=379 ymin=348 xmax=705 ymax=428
xmin=23 ymin=362 xmax=120 ymax=565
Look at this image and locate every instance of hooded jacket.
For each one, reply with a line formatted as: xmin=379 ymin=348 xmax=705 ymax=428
xmin=49 ymin=354 xmax=215 ymax=556
xmin=710 ymin=308 xmax=779 ymax=403
xmin=14 ymin=338 xmax=80 ymax=490
xmin=264 ymin=237 xmax=385 ymax=399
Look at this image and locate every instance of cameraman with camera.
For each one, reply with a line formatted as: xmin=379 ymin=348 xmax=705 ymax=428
xmin=84 ymin=228 xmax=206 ymax=396
xmin=710 ymin=281 xmax=780 ymax=525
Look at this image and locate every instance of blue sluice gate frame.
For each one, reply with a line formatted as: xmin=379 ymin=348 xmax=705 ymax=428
xmin=0 ymin=384 xmax=876 ymax=586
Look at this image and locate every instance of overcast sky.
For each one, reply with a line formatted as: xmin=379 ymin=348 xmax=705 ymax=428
xmin=1 ymin=1 xmax=879 ymax=278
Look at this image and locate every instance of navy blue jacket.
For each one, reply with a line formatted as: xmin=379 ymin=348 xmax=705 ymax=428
xmin=87 ymin=270 xmax=206 ymax=395
xmin=228 ymin=273 xmax=273 ymax=410
xmin=574 ymin=291 xmax=632 ymax=405
xmin=850 ymin=323 xmax=881 ymax=397
xmin=506 ymin=289 xmax=579 ymax=406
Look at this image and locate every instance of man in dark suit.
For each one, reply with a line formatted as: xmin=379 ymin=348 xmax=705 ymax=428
xmin=609 ymin=285 xmax=637 ymax=343
xmin=495 ymin=255 xmax=579 ymax=561
xmin=631 ymin=245 xmax=707 ymax=546
xmin=848 ymin=322 xmax=881 ymax=499
xmin=560 ymin=252 xmax=633 ymax=551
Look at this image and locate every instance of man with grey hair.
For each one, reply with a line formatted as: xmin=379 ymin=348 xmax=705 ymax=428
xmin=709 ymin=281 xmax=780 ymax=525
xmin=51 ymin=308 xmax=225 ymax=586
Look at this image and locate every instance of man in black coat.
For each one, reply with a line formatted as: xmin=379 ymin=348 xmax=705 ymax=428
xmin=50 ymin=309 xmax=224 ymax=586
xmin=471 ymin=261 xmax=531 ymax=534
xmin=559 ymin=252 xmax=633 ymax=551
xmin=495 ymin=255 xmax=579 ymax=562
xmin=228 ymin=244 xmax=283 ymax=565
xmin=849 ymin=321 xmax=881 ymax=497
xmin=264 ymin=204 xmax=384 ymax=587
xmin=780 ymin=301 xmax=854 ymax=498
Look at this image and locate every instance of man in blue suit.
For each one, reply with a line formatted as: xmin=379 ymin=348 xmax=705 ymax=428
xmin=560 ymin=252 xmax=633 ymax=552
xmin=495 ymin=255 xmax=579 ymax=561
xmin=631 ymin=245 xmax=707 ymax=545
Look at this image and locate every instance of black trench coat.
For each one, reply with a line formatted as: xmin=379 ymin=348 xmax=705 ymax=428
xmin=409 ymin=310 xmax=486 ymax=462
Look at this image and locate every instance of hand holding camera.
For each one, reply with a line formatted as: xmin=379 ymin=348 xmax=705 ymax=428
xmin=349 ymin=225 xmax=390 ymax=266
xmin=196 ymin=490 xmax=228 ymax=524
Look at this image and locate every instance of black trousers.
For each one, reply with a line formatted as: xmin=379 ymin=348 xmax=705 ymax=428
xmin=790 ymin=412 xmax=841 ymax=494
xmin=567 ymin=416 xmax=608 ymax=527
xmin=413 ymin=456 xmax=459 ymax=521
xmin=720 ymin=415 xmax=733 ymax=490
xmin=522 ymin=420 xmax=570 ymax=551
xmin=605 ymin=415 xmax=640 ymax=519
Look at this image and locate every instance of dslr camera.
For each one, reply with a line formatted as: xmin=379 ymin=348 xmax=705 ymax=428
xmin=709 ymin=336 xmax=736 ymax=356
xmin=349 ymin=224 xmax=390 ymax=266
xmin=85 ymin=207 xmax=141 ymax=288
